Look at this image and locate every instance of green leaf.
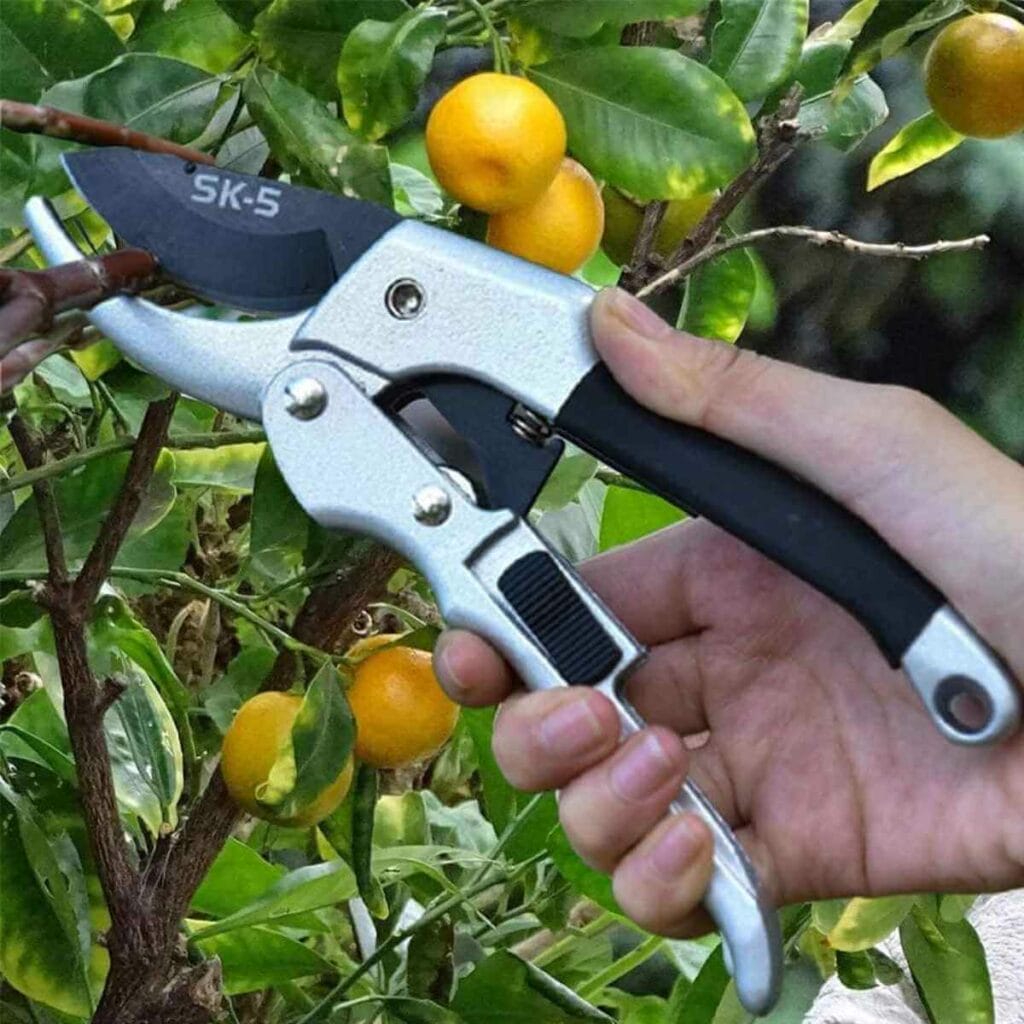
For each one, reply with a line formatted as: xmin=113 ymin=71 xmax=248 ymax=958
xmin=217 ymin=123 xmax=271 ymax=175
xmin=843 ymin=0 xmax=964 ymax=81
xmin=130 ymin=0 xmax=250 ymax=74
xmin=254 ymin=0 xmax=408 ymax=100
xmin=835 ymin=950 xmax=878 ymax=990
xmin=711 ymin=960 xmax=822 ymax=1022
xmin=453 ymin=950 xmax=613 ymax=1023
xmin=672 ymin=945 xmax=730 ymax=1023
xmin=44 ymin=53 xmax=222 ymax=140
xmin=380 ymin=998 xmax=463 ymax=1024
xmin=599 ymin=484 xmax=684 ymax=552
xmin=99 ymin=654 xmax=184 ymax=832
xmin=680 ymin=244 xmax=757 ymax=343
xmin=244 ymin=64 xmax=392 ymax=205
xmin=188 ymin=921 xmax=333 ymax=994
xmin=866 ymin=948 xmax=904 ymax=985
xmin=0 ymin=0 xmax=123 ymax=103
xmin=0 ymin=686 xmax=77 ymax=784
xmin=517 ymin=0 xmax=710 ymax=39
xmin=709 ymin=0 xmax=809 ymax=102
xmin=815 ymin=895 xmax=915 ymax=952
xmin=172 ymin=442 xmax=266 ymax=492
xmin=192 ymin=838 xmax=287 ymax=918
xmin=37 ymin=54 xmax=223 ymax=190
xmin=546 ymin=824 xmax=621 ymax=915
xmin=529 ymin=48 xmax=756 ymax=201
xmin=782 ymin=39 xmax=888 ymax=152
xmin=70 ymin=340 xmax=121 ymax=382
xmin=190 ymin=858 xmax=357 ymax=939
xmin=867 ymin=111 xmax=964 ymax=191
xmin=257 ymin=663 xmax=354 ymax=820
xmin=534 ymin=450 xmax=599 ymax=513
xmin=0 ymin=450 xmax=177 ymax=573
xmin=900 ymin=897 xmax=994 ymax=1024
xmin=249 ymin=446 xmax=310 ymax=557
xmin=351 ymin=762 xmax=387 ymax=917
xmin=338 ymin=8 xmax=447 ymax=142
xmin=392 ymin=162 xmax=447 ymax=220
xmin=0 ymin=782 xmax=97 ymax=1016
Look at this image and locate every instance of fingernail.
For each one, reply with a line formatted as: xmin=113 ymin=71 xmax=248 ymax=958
xmin=649 ymin=816 xmax=705 ymax=882
xmin=609 ymin=731 xmax=681 ymax=802
xmin=433 ymin=634 xmax=470 ymax=701
xmin=537 ymin=696 xmax=606 ymax=757
xmin=605 ymin=288 xmax=670 ymax=339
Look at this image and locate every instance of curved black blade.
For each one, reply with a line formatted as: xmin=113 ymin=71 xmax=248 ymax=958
xmin=63 ymin=148 xmax=401 ymax=313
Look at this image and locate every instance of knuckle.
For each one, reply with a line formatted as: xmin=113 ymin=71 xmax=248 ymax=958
xmin=692 ymin=346 xmax=776 ymax=434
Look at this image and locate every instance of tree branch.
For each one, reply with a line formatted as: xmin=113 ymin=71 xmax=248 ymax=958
xmin=6 ymin=401 xmax=141 ymax=947
xmin=0 ymin=100 xmax=215 ymax=166
xmin=637 ymin=226 xmax=991 ymax=298
xmin=1 ymin=250 xmax=159 ymax=355
xmin=73 ymin=394 xmax=178 ymax=607
xmin=4 ymin=407 xmax=69 ymax=585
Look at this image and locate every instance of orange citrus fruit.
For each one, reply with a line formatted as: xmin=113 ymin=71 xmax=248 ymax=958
xmin=222 ymin=692 xmax=354 ymax=827
xmin=925 ymin=13 xmax=1024 ymax=139
xmin=601 ymin=188 xmax=716 ymax=267
xmin=347 ymin=645 xmax=459 ymax=769
xmin=486 ymin=158 xmax=604 ymax=274
xmin=426 ymin=72 xmax=567 ymax=213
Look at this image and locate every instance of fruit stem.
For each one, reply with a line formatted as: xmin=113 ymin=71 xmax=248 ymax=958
xmin=459 ymin=0 xmax=511 ymax=72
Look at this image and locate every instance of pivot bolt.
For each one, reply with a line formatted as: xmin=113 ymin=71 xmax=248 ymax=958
xmin=413 ymin=485 xmax=451 ymax=526
xmin=386 ymin=278 xmax=426 ymax=320
xmin=284 ymin=377 xmax=327 ymax=420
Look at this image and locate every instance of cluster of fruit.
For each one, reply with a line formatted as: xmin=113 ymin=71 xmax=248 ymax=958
xmin=425 ymin=72 xmax=603 ymax=275
xmin=926 ymin=12 xmax=1024 ymax=139
xmin=221 ymin=639 xmax=459 ymax=827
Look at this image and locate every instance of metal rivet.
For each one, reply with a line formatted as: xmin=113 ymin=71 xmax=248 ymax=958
xmin=284 ymin=377 xmax=327 ymax=420
xmin=412 ymin=485 xmax=451 ymax=526
xmin=386 ymin=278 xmax=426 ymax=320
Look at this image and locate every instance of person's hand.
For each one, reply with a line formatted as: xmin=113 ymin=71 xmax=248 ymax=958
xmin=434 ymin=287 xmax=1024 ymax=938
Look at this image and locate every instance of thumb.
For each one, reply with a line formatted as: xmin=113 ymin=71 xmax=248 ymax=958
xmin=589 ymin=288 xmax=1024 ymax=668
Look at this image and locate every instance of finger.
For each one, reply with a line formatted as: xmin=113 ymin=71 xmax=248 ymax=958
xmin=491 ymin=687 xmax=621 ymax=791
xmin=591 ymin=288 xmax=1024 ymax=665
xmin=623 ymin=635 xmax=708 ymax=736
xmin=434 ymin=629 xmax=517 ymax=706
xmin=612 ymin=813 xmax=715 ymax=937
xmin=558 ymin=727 xmax=688 ymax=872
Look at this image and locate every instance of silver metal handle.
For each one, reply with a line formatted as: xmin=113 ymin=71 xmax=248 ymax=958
xmin=263 ymin=358 xmax=783 ymax=1015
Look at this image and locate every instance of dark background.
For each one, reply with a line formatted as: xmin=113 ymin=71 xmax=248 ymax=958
xmin=747 ymin=0 xmax=1024 ymax=458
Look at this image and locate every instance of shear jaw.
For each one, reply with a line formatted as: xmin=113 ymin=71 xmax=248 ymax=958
xmin=23 ymin=197 xmax=302 ymax=421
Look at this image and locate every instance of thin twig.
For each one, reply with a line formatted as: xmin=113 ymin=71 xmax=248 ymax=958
xmin=0 ymin=427 xmax=266 ymax=495
xmin=638 ymin=226 xmax=991 ymax=298
xmin=73 ymin=394 xmax=178 ymax=606
xmin=0 ymin=100 xmax=214 ymax=166
xmin=106 ymin=567 xmax=334 ymax=662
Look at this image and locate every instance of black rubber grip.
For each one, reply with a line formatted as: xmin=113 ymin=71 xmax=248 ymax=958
xmin=556 ymin=365 xmax=942 ymax=665
xmin=499 ymin=551 xmax=622 ymax=683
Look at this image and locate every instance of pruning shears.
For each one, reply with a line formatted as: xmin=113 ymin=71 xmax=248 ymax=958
xmin=25 ymin=148 xmax=1022 ymax=1016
